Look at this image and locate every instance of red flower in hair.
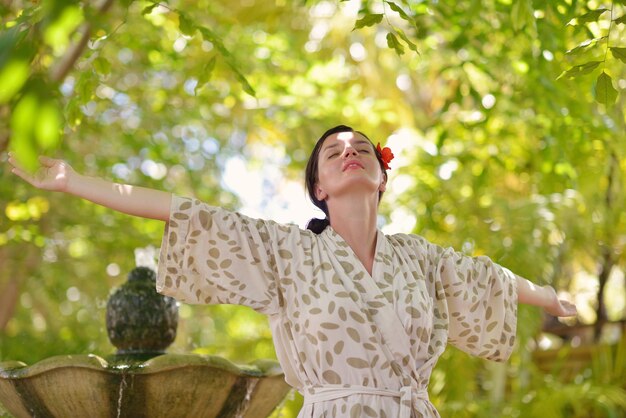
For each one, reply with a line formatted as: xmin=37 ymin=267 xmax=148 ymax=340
xmin=376 ymin=143 xmax=394 ymax=170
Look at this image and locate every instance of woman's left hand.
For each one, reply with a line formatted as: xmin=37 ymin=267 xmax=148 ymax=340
xmin=543 ymin=285 xmax=577 ymax=317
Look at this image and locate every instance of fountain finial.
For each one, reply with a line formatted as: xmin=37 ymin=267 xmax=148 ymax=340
xmin=105 ymin=265 xmax=178 ymax=356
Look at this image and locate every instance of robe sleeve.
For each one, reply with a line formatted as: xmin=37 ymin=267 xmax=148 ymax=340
xmin=156 ymin=195 xmax=300 ymax=315
xmin=435 ymin=246 xmax=518 ymax=362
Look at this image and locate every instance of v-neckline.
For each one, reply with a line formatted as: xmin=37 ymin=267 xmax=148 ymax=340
xmin=322 ymin=226 xmax=416 ymax=381
xmin=324 ymin=226 xmax=383 ymax=279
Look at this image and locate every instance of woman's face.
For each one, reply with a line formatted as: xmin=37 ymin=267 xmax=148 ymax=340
xmin=314 ymin=131 xmax=386 ymax=202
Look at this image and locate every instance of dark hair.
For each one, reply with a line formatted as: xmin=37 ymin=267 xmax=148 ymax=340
xmin=305 ymin=125 xmax=388 ymax=234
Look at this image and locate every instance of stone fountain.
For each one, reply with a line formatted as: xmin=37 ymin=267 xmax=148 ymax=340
xmin=0 ymin=253 xmax=290 ymax=418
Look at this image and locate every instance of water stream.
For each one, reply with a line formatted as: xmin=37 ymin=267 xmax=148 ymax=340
xmin=113 ymin=364 xmax=130 ymax=418
xmin=235 ymin=377 xmax=259 ymax=418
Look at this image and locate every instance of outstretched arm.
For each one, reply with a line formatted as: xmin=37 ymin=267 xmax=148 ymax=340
xmin=516 ymin=275 xmax=577 ymax=317
xmin=8 ymin=153 xmax=171 ymax=222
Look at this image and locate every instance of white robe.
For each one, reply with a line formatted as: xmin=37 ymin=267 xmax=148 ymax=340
xmin=157 ymin=196 xmax=518 ymax=418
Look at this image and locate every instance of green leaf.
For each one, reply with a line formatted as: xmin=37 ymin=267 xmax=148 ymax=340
xmin=195 ymin=56 xmax=216 ymax=94
xmin=14 ymin=6 xmax=43 ymax=26
xmin=198 ymin=27 xmax=231 ymax=58
xmin=567 ymin=9 xmax=609 ymax=26
xmin=12 ymin=93 xmax=37 ymax=137
xmin=197 ymin=26 xmax=247 ymax=96
xmin=394 ymin=27 xmax=419 ymax=54
xmin=0 ymin=59 xmax=29 ymax=103
xmin=386 ymin=1 xmax=411 ymax=22
xmin=0 ymin=25 xmax=19 ymax=59
xmin=65 ymin=98 xmax=82 ymax=127
xmin=142 ymin=3 xmax=159 ymax=15
xmin=610 ymin=47 xmax=626 ymax=63
xmin=34 ymin=101 xmax=62 ymax=150
xmin=10 ymin=93 xmax=39 ymax=172
xmin=556 ymin=61 xmax=601 ymax=80
xmin=594 ymin=72 xmax=617 ymax=106
xmin=43 ymin=5 xmax=84 ymax=52
xmin=226 ymin=61 xmax=255 ymax=97
xmin=77 ymin=71 xmax=97 ymax=101
xmin=565 ymin=37 xmax=606 ymax=55
xmin=386 ymin=32 xmax=404 ymax=55
xmin=9 ymin=134 xmax=39 ymax=174
xmin=178 ymin=13 xmax=196 ymax=36
xmin=93 ymin=57 xmax=111 ymax=75
xmin=0 ymin=24 xmax=30 ymax=68
xmin=615 ymin=14 xmax=626 ymax=25
xmin=197 ymin=25 xmax=250 ymax=95
xmin=353 ymin=13 xmax=383 ymax=30
xmin=511 ymin=0 xmax=534 ymax=32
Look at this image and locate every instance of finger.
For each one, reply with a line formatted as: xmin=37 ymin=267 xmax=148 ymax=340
xmin=566 ymin=304 xmax=577 ymax=316
xmin=10 ymin=166 xmax=38 ymax=186
xmin=559 ymin=300 xmax=577 ymax=316
xmin=562 ymin=300 xmax=576 ymax=310
xmin=38 ymin=156 xmax=57 ymax=167
xmin=7 ymin=154 xmax=26 ymax=171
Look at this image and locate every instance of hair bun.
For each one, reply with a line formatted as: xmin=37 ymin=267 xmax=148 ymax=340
xmin=306 ymin=218 xmax=330 ymax=234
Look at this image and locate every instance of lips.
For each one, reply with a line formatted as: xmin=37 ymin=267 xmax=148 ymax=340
xmin=342 ymin=160 xmax=364 ymax=171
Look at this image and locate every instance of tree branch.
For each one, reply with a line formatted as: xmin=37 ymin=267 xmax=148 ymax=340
xmin=49 ymin=0 xmax=116 ymax=83
xmin=594 ymin=150 xmax=619 ymax=341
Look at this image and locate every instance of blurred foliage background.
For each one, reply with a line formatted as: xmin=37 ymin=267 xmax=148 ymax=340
xmin=1 ymin=0 xmax=626 ymax=417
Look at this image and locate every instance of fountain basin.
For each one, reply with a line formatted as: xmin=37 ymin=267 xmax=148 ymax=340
xmin=0 ymin=353 xmax=291 ymax=418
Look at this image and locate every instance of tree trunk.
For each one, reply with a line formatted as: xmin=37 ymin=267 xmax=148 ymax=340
xmin=0 ymin=247 xmax=20 ymax=332
xmin=594 ymin=245 xmax=613 ymax=341
xmin=0 ymin=280 xmax=20 ymax=332
xmin=0 ymin=246 xmax=39 ymax=333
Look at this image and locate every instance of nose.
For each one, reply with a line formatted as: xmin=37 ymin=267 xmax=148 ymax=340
xmin=342 ymin=146 xmax=358 ymax=158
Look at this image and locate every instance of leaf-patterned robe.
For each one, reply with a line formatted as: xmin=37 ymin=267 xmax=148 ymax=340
xmin=157 ymin=196 xmax=518 ymax=418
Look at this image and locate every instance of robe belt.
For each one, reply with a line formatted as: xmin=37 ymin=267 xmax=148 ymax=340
xmin=303 ymin=384 xmax=428 ymax=418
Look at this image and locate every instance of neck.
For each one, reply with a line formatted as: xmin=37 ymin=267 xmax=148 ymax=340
xmin=327 ymin=194 xmax=379 ymax=274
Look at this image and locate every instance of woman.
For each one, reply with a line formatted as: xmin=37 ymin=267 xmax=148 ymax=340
xmin=8 ymin=125 xmax=576 ymax=418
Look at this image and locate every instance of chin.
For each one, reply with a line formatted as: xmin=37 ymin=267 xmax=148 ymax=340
xmin=334 ymin=179 xmax=380 ymax=195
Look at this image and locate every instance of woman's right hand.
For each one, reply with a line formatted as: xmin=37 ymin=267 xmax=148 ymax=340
xmin=8 ymin=153 xmax=75 ymax=192
xmin=8 ymin=152 xmax=172 ymax=221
